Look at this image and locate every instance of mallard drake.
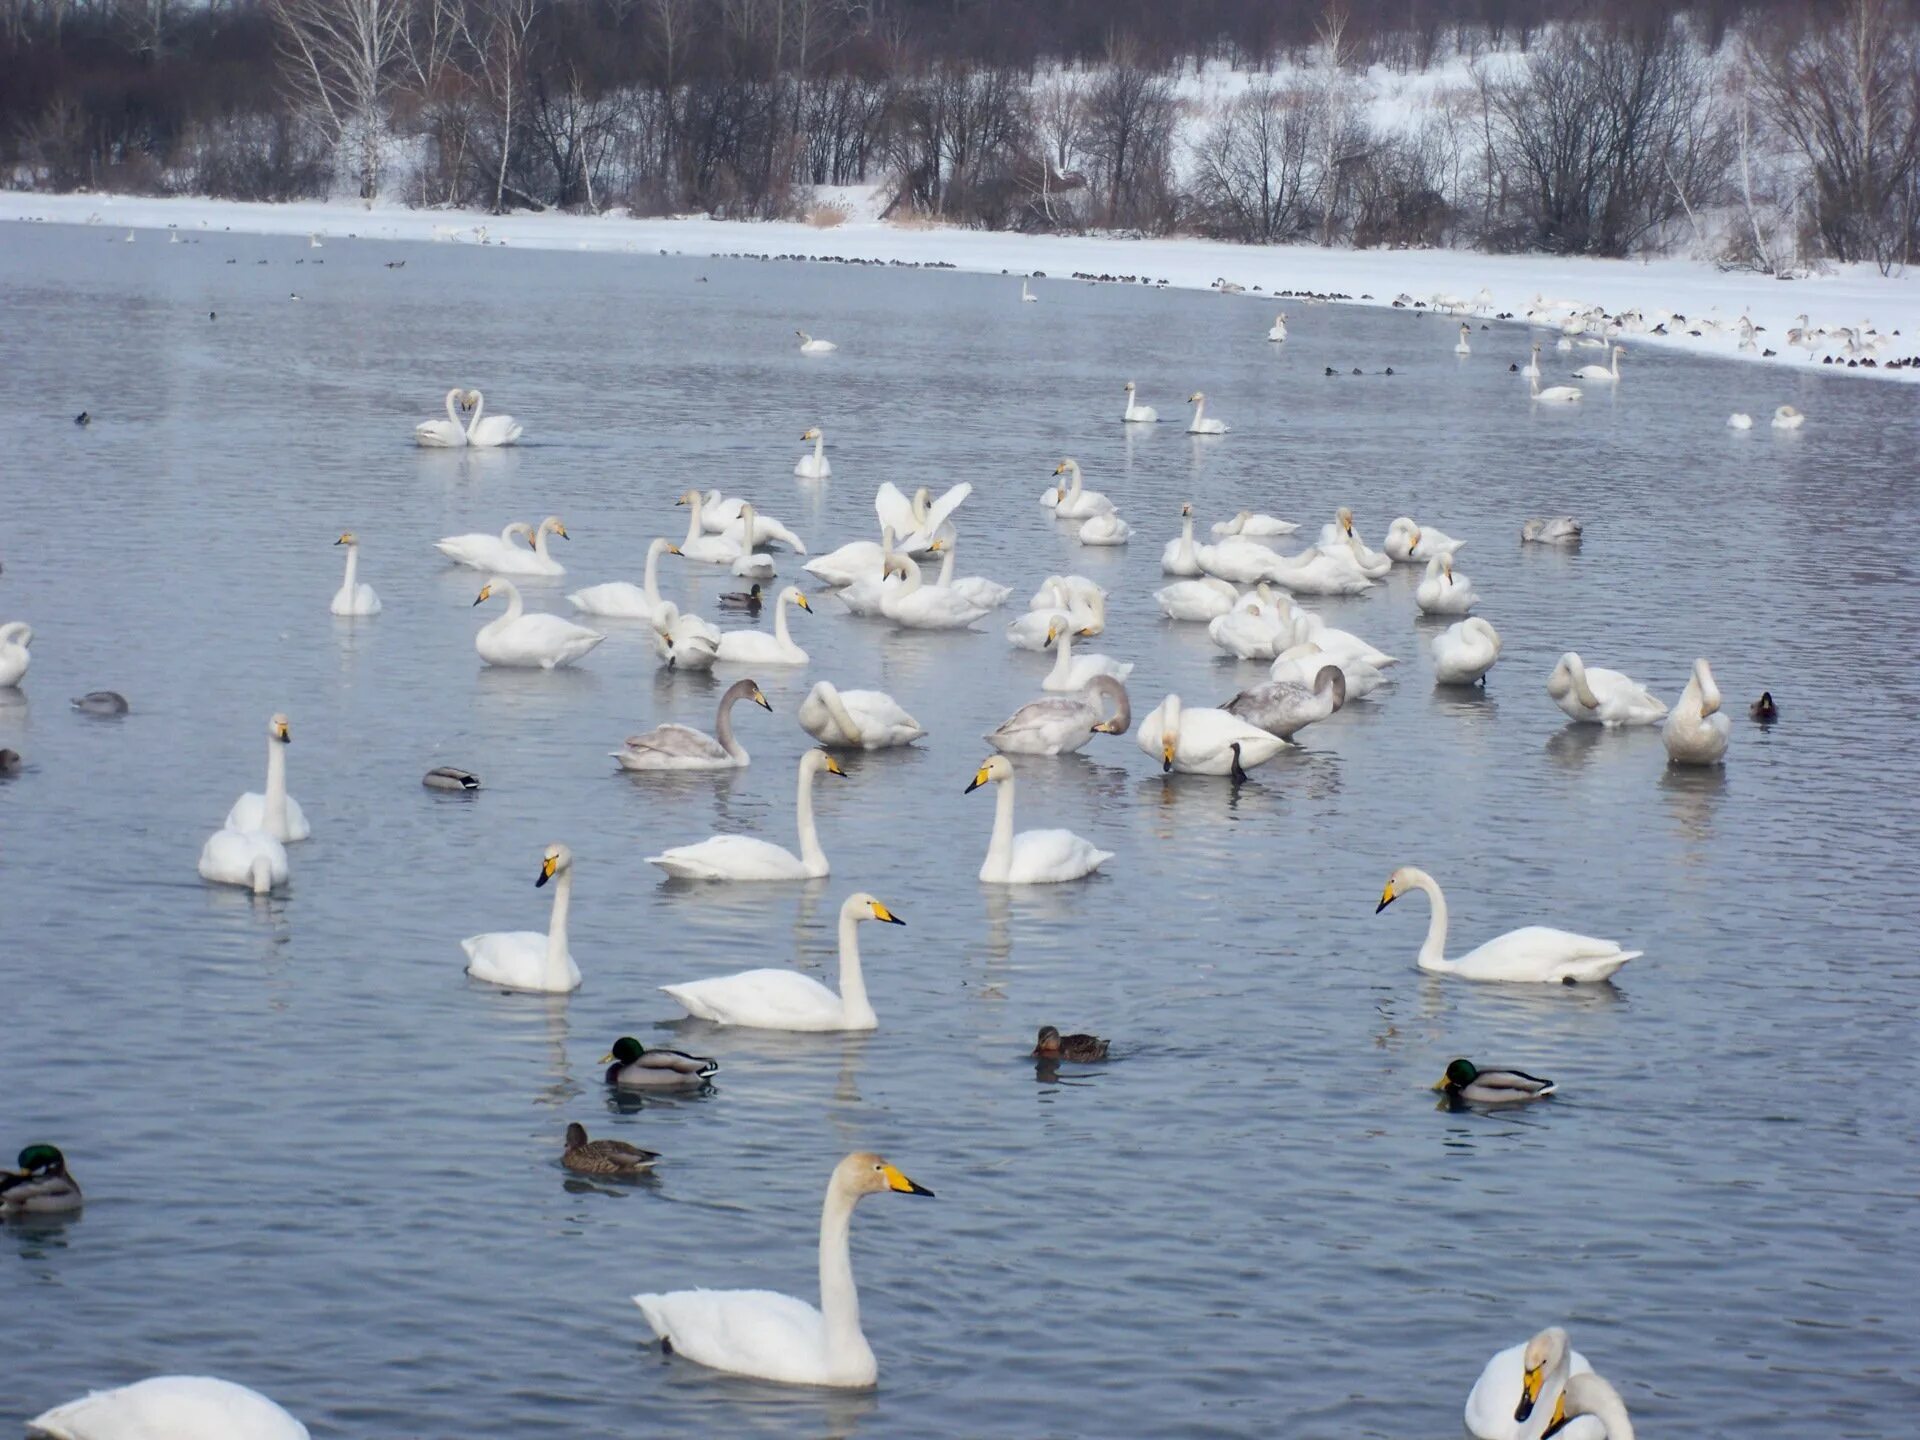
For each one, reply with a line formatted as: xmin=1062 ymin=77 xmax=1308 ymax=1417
xmin=602 ymin=1036 xmax=719 ymax=1088
xmin=561 ymin=1123 xmax=659 ymax=1176
xmin=1031 ymin=1026 xmax=1109 ymax=1061
xmin=423 ymin=766 xmax=480 ymax=791
xmin=718 ymin=583 xmax=764 ymax=613
xmin=2 ymin=1144 xmax=83 ymax=1214
xmin=1750 ymin=691 xmax=1778 ymax=723
xmin=1434 ymin=1058 xmax=1555 ymax=1104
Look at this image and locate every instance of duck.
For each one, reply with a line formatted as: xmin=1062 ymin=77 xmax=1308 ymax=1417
xmin=1464 ymin=1327 xmax=1594 ymax=1440
xmin=0 ymin=622 xmax=32 ymax=687
xmin=632 ymin=1149 xmax=933 ymax=1386
xmin=1771 ymin=404 xmax=1805 ymax=430
xmin=986 ymin=676 xmax=1131 ymax=756
xmin=647 ymin=749 xmax=843 ymax=880
xmin=1211 ymin=510 xmax=1299 ymax=539
xmin=1751 ymin=690 xmax=1778 ymax=723
xmin=602 ymin=1036 xmax=718 ymax=1088
xmin=1222 ymin=664 xmax=1345 ymax=739
xmin=1383 ymin=516 xmax=1464 ymax=563
xmin=714 ymin=585 xmax=811 ymax=664
xmin=1138 ymin=694 xmax=1290 ymax=778
xmin=1521 ymin=516 xmax=1582 ymax=544
xmin=561 ymin=1122 xmax=658 ymax=1177
xmin=795 ymin=329 xmax=837 ymax=354
xmin=966 ymin=755 xmax=1112 ymax=883
xmin=795 ymin=426 xmax=831 ymax=479
xmin=1433 ymin=1058 xmax=1556 ymax=1104
xmin=435 ymin=519 xmax=532 ymax=571
xmin=1154 ymin=577 xmax=1239 ymax=622
xmin=1121 ymin=380 xmax=1157 ymax=423
xmin=1046 ymin=458 xmax=1114 ymax=518
xmin=1160 ymin=502 xmax=1203 ymax=575
xmin=1186 ymin=391 xmax=1229 ymax=434
xmin=1431 ymin=618 xmax=1502 ymax=685
xmin=880 ymin=555 xmax=989 ymax=630
xmin=718 ymin=582 xmax=764 ymax=613
xmin=567 ymin=538 xmax=682 ymax=620
xmin=1032 ymin=1026 xmax=1109 ymax=1060
xmin=1376 ymin=866 xmax=1640 ymax=983
xmin=423 ymin=767 xmax=480 ymax=791
xmin=660 ymin=894 xmax=903 ymax=1030
xmin=1267 ymin=312 xmax=1288 ymax=341
xmin=1662 ymin=657 xmax=1731 ymax=765
xmin=70 ymin=690 xmax=129 ymax=715
xmin=1078 ymin=511 xmax=1132 ymax=546
xmin=614 ymin=678 xmax=771 ymax=771
xmin=1 ymin=1144 xmax=83 ymax=1215
xmin=224 ymin=712 xmax=309 ymax=842
xmin=1572 ymin=344 xmax=1624 ymax=382
xmin=473 ymin=578 xmax=605 ymax=668
xmin=1416 ymin=553 xmax=1480 ymax=614
xmin=1547 ymin=652 xmax=1666 ymax=726
xmin=329 ymin=533 xmax=382 ymax=616
xmin=798 ymin=680 xmax=925 ymax=750
xmin=26 ymin=1377 xmax=310 ymax=1440
xmin=1042 ymin=623 xmax=1133 ymax=692
xmin=462 ymin=844 xmax=582 ymax=993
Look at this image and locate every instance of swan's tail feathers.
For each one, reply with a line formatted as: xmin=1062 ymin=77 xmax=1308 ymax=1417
xmin=659 ymin=984 xmax=719 ymax=1020
xmin=1570 ymin=949 xmax=1642 ymax=983
xmin=633 ymin=1293 xmax=672 ymax=1341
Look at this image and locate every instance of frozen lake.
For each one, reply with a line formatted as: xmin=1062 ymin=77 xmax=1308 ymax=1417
xmin=1 ymin=221 xmax=1915 ymax=1437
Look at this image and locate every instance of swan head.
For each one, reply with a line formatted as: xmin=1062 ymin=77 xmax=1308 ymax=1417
xmin=834 ymin=1149 xmax=932 ymax=1199
xmin=268 ymin=713 xmax=291 ymax=744
xmin=1516 ymin=1328 xmax=1573 ymax=1422
xmin=674 ymin=489 xmax=696 ymax=506
xmin=795 ymin=330 xmax=809 ymax=341
xmin=1043 ymin=620 xmax=1061 ymax=648
xmin=458 ymin=390 xmax=478 ymax=413
xmin=1124 ymin=381 xmax=1136 ymax=392
xmin=541 ymin=516 xmax=569 ymax=541
xmin=782 ymin=587 xmax=812 ymax=613
xmin=334 ymin=532 xmax=358 ymax=547
xmin=1180 ymin=501 xmax=1192 ymax=517
xmin=801 ymin=426 xmax=821 ymax=440
xmin=805 ymin=748 xmax=845 ymax=779
xmin=841 ymin=893 xmax=904 ymax=929
xmin=1375 ymin=865 xmax=1427 ymax=913
xmin=472 ymin=582 xmax=494 ymax=607
xmin=1335 ymin=506 xmax=1355 ymax=535
xmin=1188 ymin=392 xmax=1205 ymax=403
xmin=1157 ymin=694 xmax=1183 ymax=769
xmin=965 ymin=754 xmax=1015 ymax=792
xmin=535 ymin=842 xmax=571 ymax=888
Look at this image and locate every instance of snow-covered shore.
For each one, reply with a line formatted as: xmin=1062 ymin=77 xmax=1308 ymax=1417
xmin=4 ymin=190 xmax=1914 ymax=382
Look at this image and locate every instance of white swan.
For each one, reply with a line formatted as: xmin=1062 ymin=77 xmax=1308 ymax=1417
xmin=1432 ymin=617 xmax=1502 ymax=685
xmin=1043 ymin=623 xmax=1133 ymax=692
xmin=1464 ymin=1327 xmax=1595 ymax=1439
xmin=796 ymin=329 xmax=837 ymax=354
xmin=1008 ymin=587 xmax=1104 ymax=647
xmin=879 ymin=480 xmax=972 ymax=554
xmin=660 ymin=894 xmax=901 ymax=1031
xmin=329 ymin=532 xmax=382 ymax=616
xmin=1541 ymin=1372 xmax=1635 ymax=1439
xmin=224 ymin=713 xmax=309 ymax=841
xmin=1522 ymin=343 xmax=1541 ymax=378
xmin=414 ymin=387 xmax=470 ymax=447
xmin=1020 ymin=278 xmax=1037 ymax=303
xmin=836 ymin=529 xmax=903 ymax=617
xmin=1046 ymin=458 xmax=1113 ymax=519
xmin=1161 ymin=503 xmax=1202 ymax=575
xmin=1377 ymin=866 xmax=1641 ymax=982
xmin=806 ymin=524 xmax=894 ymax=588
xmin=1727 ymin=412 xmax=1753 ymax=430
xmin=1321 ymin=508 xmax=1391 ymax=577
xmin=725 ymin=500 xmax=808 ymax=554
xmin=1267 ymin=312 xmax=1288 ymax=341
xmin=1138 ymin=693 xmax=1290 ymax=777
xmin=966 ymin=754 xmax=1112 ymax=883
xmin=568 ymin=538 xmax=682 ymax=619
xmin=1530 ymin=371 xmax=1583 ymax=405
xmin=1547 ymin=652 xmax=1666 ymax=727
xmin=1154 ymin=577 xmax=1238 ymax=622
xmin=648 ymin=749 xmax=843 ymax=880
xmin=1451 ymin=322 xmax=1472 ymax=355
xmin=1186 ymin=391 xmax=1228 ymax=434
xmin=27 ymin=1376 xmax=310 ymax=1440
xmin=696 ymin=490 xmax=750 ymax=534
xmin=1195 ymin=535 xmax=1283 ymax=584
xmin=1222 ymin=663 xmax=1345 ymax=739
xmin=1209 ymin=594 xmax=1290 ymax=660
xmin=1078 ymin=511 xmax=1131 ymax=546
xmin=1122 ymin=381 xmax=1158 ymax=423
xmin=613 ymin=678 xmax=771 ymax=770
xmin=463 ymin=388 xmax=523 ymax=446
xmin=799 ymin=680 xmax=925 ymax=749
xmin=1027 ymin=574 xmax=1105 ymax=623
xmin=198 ymin=826 xmax=289 ymax=895
xmin=1662 ymin=658 xmax=1730 ymax=765
xmin=1772 ymin=404 xmax=1805 ymax=430
xmin=1271 ymin=642 xmax=1388 ymax=700
xmin=650 ymin=601 xmax=721 ymax=671
xmin=1521 ymin=517 xmax=1582 ymax=544
xmin=1287 ymin=610 xmax=1396 ymax=669
xmin=1383 ymin=516 xmax=1464 ymax=562
xmin=1211 ymin=511 xmax=1299 ymax=539
xmin=1572 ymin=345 xmax=1623 ymax=383
xmin=714 ymin=585 xmax=811 ymax=665
xmin=934 ymin=538 xmax=1012 ymax=609
xmin=1416 ymin=553 xmax=1479 ymax=614
xmin=472 ymin=578 xmax=605 ymax=668
xmin=881 ymin=556 xmax=988 ymax=631
xmin=986 ymin=675 xmax=1130 ymax=756
xmin=456 ymin=515 xmax=566 ymax=576
xmin=1267 ymin=545 xmax=1374 ymax=596
xmin=675 ymin=489 xmax=744 ymax=565
xmin=0 ymin=621 xmax=31 ymax=687
xmin=435 ymin=519 xmax=532 ymax=571
xmin=462 ymin=843 xmax=582 ymax=993
xmin=632 ymin=1148 xmax=933 ymax=1386
xmin=795 ymin=426 xmax=831 ymax=479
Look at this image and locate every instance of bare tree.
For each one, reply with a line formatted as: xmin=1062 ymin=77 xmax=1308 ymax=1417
xmin=267 ymin=0 xmax=418 ymax=198
xmin=453 ymin=0 xmax=537 ymax=213
xmin=1083 ymin=58 xmax=1177 ymax=229
xmin=1190 ymin=81 xmax=1315 ymax=243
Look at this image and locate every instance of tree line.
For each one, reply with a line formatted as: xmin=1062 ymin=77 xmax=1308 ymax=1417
xmin=1 ymin=0 xmax=1914 ymax=271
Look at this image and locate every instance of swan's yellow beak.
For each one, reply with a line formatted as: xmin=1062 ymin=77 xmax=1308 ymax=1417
xmin=928 ymin=538 xmax=944 ymax=552
xmin=1516 ymin=1362 xmax=1547 ymax=1421
xmin=795 ymin=593 xmax=812 ymax=612
xmin=1443 ymin=560 xmax=1454 ymax=581
xmin=1375 ymin=880 xmax=1397 ymax=913
xmin=869 ymin=901 xmax=905 ymax=926
xmin=1045 ymin=622 xmax=1059 ymax=646
xmin=751 ymin=687 xmax=770 ymax=710
xmin=536 ymin=852 xmax=559 ymax=887
xmin=1052 ymin=462 xmax=1067 ymax=476
xmin=552 ymin=522 xmax=569 ymax=539
xmin=667 ymin=544 xmax=682 ymax=556
xmin=823 ymin=754 xmax=845 ymax=777
xmin=1161 ymin=737 xmax=1175 ymax=771
xmin=473 ymin=584 xmax=492 ymax=606
xmin=881 ymin=1162 xmax=933 ymax=1196
xmin=274 ymin=719 xmax=291 ymax=742
xmin=965 ymin=763 xmax=992 ymax=794
xmin=335 ymin=532 xmax=354 ymax=545
xmin=1409 ymin=530 xmax=1422 ymax=551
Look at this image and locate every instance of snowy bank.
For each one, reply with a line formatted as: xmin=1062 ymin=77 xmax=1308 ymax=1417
xmin=4 ymin=190 xmax=1914 ymax=383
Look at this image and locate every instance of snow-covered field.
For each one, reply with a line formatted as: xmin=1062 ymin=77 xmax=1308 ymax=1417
xmin=4 ymin=189 xmax=1913 ymax=382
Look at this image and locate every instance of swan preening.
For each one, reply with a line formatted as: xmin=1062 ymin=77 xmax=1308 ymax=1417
xmin=462 ymin=843 xmax=582 ymax=993
xmin=329 ymin=532 xmax=382 ymax=615
xmin=660 ymin=893 xmax=903 ymax=1030
xmin=1382 ymin=516 xmax=1462 ymax=562
xmin=26 ymin=1376 xmax=311 ymax=1440
xmin=1431 ymin=618 xmax=1502 ymax=685
xmin=967 ymin=755 xmax=1112 ymax=883
xmin=987 ymin=674 xmax=1131 ymax=756
xmin=1139 ymin=694 xmax=1290 ymax=777
xmin=614 ymin=677 xmax=771 ymax=770
xmin=647 ymin=749 xmax=843 ymax=880
xmin=1415 ymin=553 xmax=1479 ymax=614
xmin=1548 ymin=652 xmax=1666 ymax=727
xmin=0 ymin=621 xmax=32 ymax=687
xmin=1662 ymin=657 xmax=1730 ymax=765
xmin=472 ymin=578 xmax=605 ymax=668
xmin=1521 ymin=516 xmax=1582 ymax=544
xmin=796 ymin=329 xmax=837 ymax=354
xmin=1222 ymin=664 xmax=1345 ymax=739
xmin=799 ymin=680 xmax=926 ymax=749
xmin=1464 ymin=1328 xmax=1629 ymax=1440
xmin=1772 ymin=404 xmax=1805 ymax=430
xmin=1377 ymin=866 xmax=1640 ymax=983
xmin=633 ymin=1148 xmax=933 ymax=1386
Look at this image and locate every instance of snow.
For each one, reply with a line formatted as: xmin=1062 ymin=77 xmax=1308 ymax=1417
xmin=4 ymin=189 xmax=1913 ymax=382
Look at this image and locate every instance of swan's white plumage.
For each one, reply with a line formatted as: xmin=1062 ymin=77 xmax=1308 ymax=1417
xmin=27 ymin=1376 xmax=310 ymax=1440
xmin=1547 ymin=653 xmax=1666 ymax=727
xmin=473 ymin=578 xmax=604 ymax=669
xmin=1464 ymin=1331 xmax=1593 ymax=1440
xmin=1380 ymin=866 xmax=1640 ymax=983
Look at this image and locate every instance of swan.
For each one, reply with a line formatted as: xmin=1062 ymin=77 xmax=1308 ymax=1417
xmin=696 ymin=491 xmax=750 ymax=533
xmin=1541 ymin=1372 xmax=1635 ymax=1439
xmin=224 ymin=712 xmax=309 ymax=842
xmin=473 ymin=578 xmax=605 ymax=668
xmin=1154 ymin=577 xmax=1238 ymax=622
xmin=1195 ymin=535 xmax=1284 ymax=584
xmin=1383 ymin=516 xmax=1464 ymax=562
xmin=795 ymin=426 xmax=831 ymax=479
xmin=1662 ymin=657 xmax=1730 ymax=765
xmin=1161 ymin=503 xmax=1202 ymax=575
xmin=1464 ymin=1327 xmax=1594 ymax=1439
xmin=880 ymin=480 xmax=973 ymax=554
xmin=648 ymin=749 xmax=843 ymax=880
xmin=723 ymin=504 xmax=778 ymax=580
xmin=632 ymin=1149 xmax=933 ymax=1386
xmin=463 ymin=388 xmax=523 ymax=446
xmin=1271 ymin=642 xmax=1388 ymax=700
xmin=1286 ymin=610 xmax=1396 ymax=668
xmin=1211 ymin=511 xmax=1299 ymax=539
xmin=934 ymin=537 xmax=1012 ymax=609
xmin=435 ymin=519 xmax=532 ymax=571
xmin=1078 ymin=512 xmax=1131 ymax=545
xmin=462 ymin=843 xmax=582 ymax=993
xmin=724 ymin=500 xmax=808 ymax=555
xmin=613 ymin=677 xmax=771 ymax=771
xmin=1266 ymin=546 xmax=1374 ymax=596
xmin=807 ymin=525 xmax=894 ymax=587
xmin=1186 ymin=391 xmax=1229 ymax=434
xmin=966 ymin=754 xmax=1112 ymax=883
xmin=650 ymin=602 xmax=721 ymax=671
xmin=1727 ymin=412 xmax=1753 ymax=430
xmin=1043 ymin=623 xmax=1133 ymax=692
xmin=455 ymin=515 xmax=566 ymax=576
xmin=1138 ymin=693 xmax=1290 ymax=777
xmin=1222 ymin=664 xmax=1344 ymax=739
xmin=1027 ymin=573 xmax=1106 ymax=619
xmin=1772 ymin=405 xmax=1804 ymax=430
xmin=1416 ymin=553 xmax=1479 ymax=614
xmin=1122 ymin=381 xmax=1157 ymax=423
xmin=799 ymin=680 xmax=925 ymax=749
xmin=881 ymin=556 xmax=988 ymax=631
xmin=1547 ymin=652 xmax=1666 ymax=726
xmin=986 ymin=675 xmax=1130 ymax=756
xmin=27 ymin=1377 xmax=310 ymax=1440
xmin=676 ymin=490 xmax=745 ymax=564
xmin=714 ymin=585 xmax=811 ymax=665
xmin=796 ymin=329 xmax=836 ymax=354
xmin=1521 ymin=516 xmax=1582 ymax=544
xmin=329 ymin=532 xmax=382 ymax=616
xmin=1431 ymin=617 xmax=1502 ymax=685
xmin=1008 ymin=588 xmax=1103 ymax=647
xmin=1572 ymin=345 xmax=1623 ymax=383
xmin=1046 ymin=458 xmax=1114 ymax=519
xmin=0 ymin=621 xmax=31 ymax=687
xmin=415 ymin=387 xmax=470 ymax=447
xmin=1454 ymin=323 xmax=1472 ymax=355
xmin=1530 ymin=371 xmax=1583 ymax=405
xmin=1209 ymin=594 xmax=1291 ymax=660
xmin=1377 ymin=866 xmax=1640 ymax=982
xmin=1267 ymin=312 xmax=1288 ymax=341
xmin=1522 ymin=343 xmax=1541 ymax=378
xmin=198 ymin=825 xmax=289 ymax=895
xmin=1021 ymin=278 xmax=1038 ymax=302
xmin=836 ymin=528 xmax=903 ymax=616
xmin=567 ymin=538 xmax=681 ymax=619
xmin=661 ymin=894 xmax=902 ymax=1030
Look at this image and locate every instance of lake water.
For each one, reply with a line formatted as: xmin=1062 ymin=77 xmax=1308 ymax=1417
xmin=1 ymin=221 xmax=1916 ymax=1437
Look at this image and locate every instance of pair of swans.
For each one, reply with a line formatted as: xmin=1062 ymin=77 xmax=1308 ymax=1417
xmin=1121 ymin=380 xmax=1157 ymax=423
xmin=1187 ymin=391 xmax=1228 ymax=433
xmin=1548 ymin=653 xmax=1666 ymax=726
xmin=798 ymin=680 xmax=925 ymax=749
xmin=966 ymin=755 xmax=1112 ymax=883
xmin=648 ymin=749 xmax=843 ymax=880
xmin=795 ymin=426 xmax=830 ymax=478
xmin=1045 ymin=459 xmax=1112 ymax=519
xmin=714 ymin=585 xmax=811 ymax=664
xmin=1432 ymin=617 xmax=1502 ymax=685
xmin=1573 ymin=344 xmax=1624 ymax=382
xmin=1416 ymin=553 xmax=1480 ymax=614
xmin=568 ymin=538 xmax=681 ymax=620
xmin=676 ymin=491 xmax=777 ymax=576
xmin=1139 ymin=694 xmax=1290 ymax=778
xmin=1383 ymin=516 xmax=1463 ymax=562
xmin=879 ymin=555 xmax=989 ymax=629
xmin=1009 ymin=576 xmax=1105 ymax=643
xmin=633 ymin=1148 xmax=933 ymax=1387
xmin=987 ymin=675 xmax=1130 ymax=756
xmin=660 ymin=893 xmax=901 ymax=1030
xmin=1042 ymin=622 xmax=1132 ymax=692
xmin=1222 ymin=663 xmax=1345 ymax=739
xmin=1663 ymin=658 xmax=1730 ymax=765
xmin=198 ymin=713 xmax=305 ymax=894
xmin=695 ymin=491 xmax=807 ymax=550
xmin=613 ymin=677 xmax=771 ymax=771
xmin=463 ymin=843 xmax=580 ymax=992
xmin=0 ymin=621 xmax=31 ymax=687
xmin=329 ymin=533 xmax=381 ymax=616
xmin=1377 ymin=866 xmax=1640 ymax=982
xmin=436 ymin=516 xmax=567 ymax=575
xmin=1466 ymin=1327 xmax=1634 ymax=1439
xmin=27 ymin=1376 xmax=310 ymax=1440
xmin=473 ymin=579 xmax=604 ymax=668
xmin=415 ymin=387 xmax=521 ymax=447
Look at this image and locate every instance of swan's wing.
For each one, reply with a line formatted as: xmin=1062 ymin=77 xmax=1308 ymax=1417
xmin=29 ymin=1377 xmax=311 ymax=1440
xmin=874 ymin=483 xmax=916 ymax=537
xmin=646 ymin=836 xmax=806 ymax=880
xmin=921 ymin=481 xmax=974 ymax=536
xmin=514 ymin=615 xmax=606 ymax=649
xmin=633 ymin=1288 xmax=825 ymax=1381
xmin=1009 ymin=828 xmax=1113 ymax=881
xmin=624 ymin=724 xmax=727 ymax=761
xmin=659 ymin=968 xmax=843 ymax=1026
xmin=989 ymin=698 xmax=1088 ymax=745
xmin=1453 ymin=927 xmax=1641 ymax=983
xmin=460 ymin=930 xmax=548 ymax=984
xmin=198 ymin=827 xmax=289 ymax=885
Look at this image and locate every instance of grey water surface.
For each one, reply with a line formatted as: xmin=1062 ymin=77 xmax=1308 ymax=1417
xmin=1 ymin=221 xmax=1916 ymax=1437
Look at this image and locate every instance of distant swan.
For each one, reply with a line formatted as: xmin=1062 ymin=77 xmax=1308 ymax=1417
xmin=966 ymin=754 xmax=1112 ymax=883
xmin=1186 ymin=391 xmax=1229 ymax=434
xmin=1522 ymin=343 xmax=1541 ymax=377
xmin=1454 ymin=323 xmax=1472 ymax=355
xmin=224 ymin=712 xmax=309 ymax=842
xmin=329 ymin=533 xmax=381 ymax=616
xmin=798 ymin=680 xmax=925 ymax=749
xmin=795 ymin=426 xmax=831 ymax=478
xmin=472 ymin=577 xmax=605 ymax=668
xmin=1047 ymin=458 xmax=1113 ymax=519
xmin=660 ymin=895 xmax=901 ymax=1031
xmin=435 ymin=520 xmax=531 ymax=571
xmin=1662 ymin=657 xmax=1730 ymax=765
xmin=462 ymin=843 xmax=581 ymax=993
xmin=648 ymin=749 xmax=843 ymax=880
xmin=1431 ymin=618 xmax=1501 ymax=685
xmin=613 ymin=677 xmax=770 ymax=771
xmin=1529 ymin=372 xmax=1583 ymax=404
xmin=1727 ymin=412 xmax=1753 ymax=430
xmin=463 ymin=388 xmax=523 ymax=446
xmin=27 ymin=1376 xmax=310 ymax=1440
xmin=796 ymin=329 xmax=836 ymax=354
xmin=1267 ymin=313 xmax=1288 ymax=341
xmin=1378 ymin=867 xmax=1641 ymax=983
xmin=1161 ymin=503 xmax=1202 ymax=575
xmin=1772 ymin=404 xmax=1804 ymax=430
xmin=415 ymin=387 xmax=470 ymax=447
xmin=567 ymin=537 xmax=681 ymax=620
xmin=1572 ymin=345 xmax=1623 ymax=383
xmin=1521 ymin=516 xmax=1581 ymax=544
xmin=1211 ymin=510 xmax=1298 ymax=538
xmin=1021 ymin=279 xmax=1037 ymax=303
xmin=1122 ymin=381 xmax=1157 ymax=423
xmin=0 ymin=622 xmax=31 ymax=687
xmin=1547 ymin=652 xmax=1666 ymax=726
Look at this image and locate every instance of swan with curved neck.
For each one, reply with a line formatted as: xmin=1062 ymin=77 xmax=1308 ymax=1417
xmin=1547 ymin=652 xmax=1666 ymax=726
xmin=658 ymin=894 xmax=904 ymax=1032
xmin=566 ymin=537 xmax=682 ymax=619
xmin=798 ymin=680 xmax=926 ymax=749
xmin=966 ymin=754 xmax=1112 ymax=883
xmin=463 ymin=389 xmax=523 ymax=446
xmin=1376 ymin=866 xmax=1640 ymax=983
xmin=1138 ymin=693 xmax=1290 ymax=777
xmin=1544 ymin=1372 xmax=1635 ymax=1439
xmin=224 ymin=713 xmax=309 ymax=842
xmin=1043 ymin=623 xmax=1134 ymax=692
xmin=1431 ymin=617 xmax=1502 ymax=685
xmin=1662 ymin=657 xmax=1730 ymax=765
xmin=1464 ymin=1326 xmax=1595 ymax=1440
xmin=647 ymin=749 xmax=844 ymax=879
xmin=415 ymin=387 xmax=469 ymax=447
xmin=614 ymin=677 xmax=771 ymax=770
xmin=987 ymin=674 xmax=1131 ymax=756
xmin=1186 ymin=392 xmax=1228 ymax=434
xmin=330 ymin=532 xmax=382 ymax=616
xmin=460 ymin=843 xmax=580 ymax=993
xmin=1122 ymin=381 xmax=1157 ymax=423
xmin=880 ymin=555 xmax=988 ymax=630
xmin=0 ymin=622 xmax=32 ymax=687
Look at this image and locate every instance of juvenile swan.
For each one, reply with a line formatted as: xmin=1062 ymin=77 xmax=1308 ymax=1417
xmin=1376 ymin=866 xmax=1641 ymax=983
xmin=613 ymin=678 xmax=771 ymax=771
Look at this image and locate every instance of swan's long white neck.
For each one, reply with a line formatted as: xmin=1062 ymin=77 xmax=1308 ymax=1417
xmin=811 ymin=431 xmax=825 ymax=466
xmin=984 ymin=775 xmax=1017 ymax=879
xmin=681 ymin=494 xmax=705 ymax=551
xmin=643 ymin=539 xmax=667 ymax=605
xmin=1566 ymin=653 xmax=1599 ymax=709
xmin=1046 ymin=628 xmax=1075 ymax=685
xmin=531 ymin=522 xmax=556 ymax=561
xmin=795 ymin=757 xmax=827 ymax=870
xmin=1399 ymin=867 xmax=1452 ymax=972
xmin=1561 ymin=1375 xmax=1634 ymax=1440
xmin=264 ymin=737 xmax=289 ymax=836
xmin=833 ymin=903 xmax=875 ymax=1028
xmin=544 ymin=864 xmax=574 ymax=990
xmin=445 ymin=390 xmax=462 ymax=426
xmin=817 ymin=1170 xmax=871 ymax=1366
xmin=1191 ymin=395 xmax=1208 ymax=425
xmin=893 ymin=559 xmax=923 ymax=599
xmin=936 ymin=545 xmax=956 ymax=587
xmin=494 ymin=579 xmax=525 ymax=625
xmin=465 ymin=391 xmax=486 ymax=436
xmin=1177 ymin=511 xmax=1195 ymax=560
xmin=339 ymin=544 xmax=359 ymax=596
xmin=773 ymin=589 xmax=796 ymax=646
xmin=819 ymin=683 xmax=862 ymax=744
